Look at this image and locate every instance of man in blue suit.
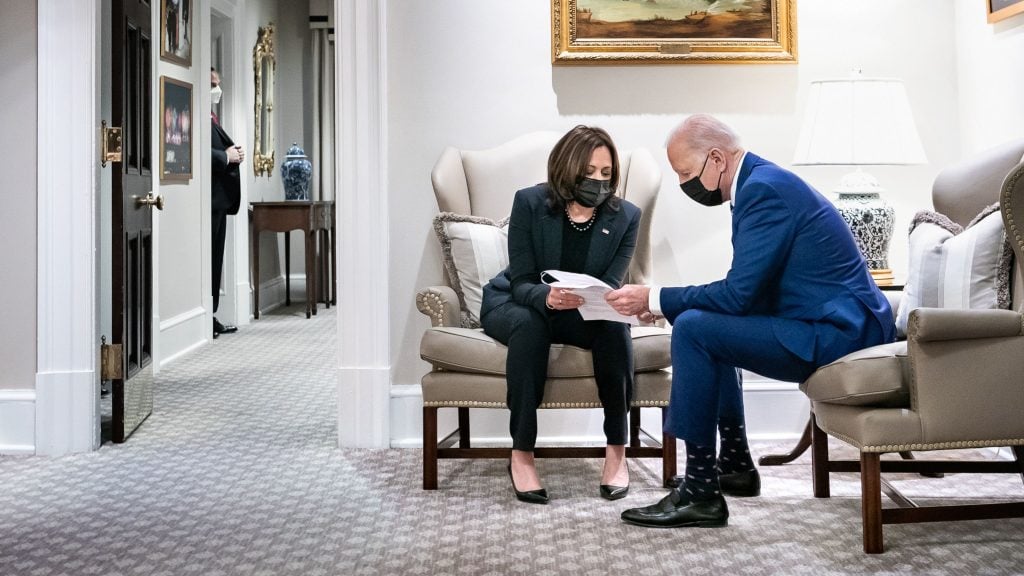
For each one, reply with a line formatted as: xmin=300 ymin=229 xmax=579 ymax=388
xmin=607 ymin=114 xmax=895 ymax=528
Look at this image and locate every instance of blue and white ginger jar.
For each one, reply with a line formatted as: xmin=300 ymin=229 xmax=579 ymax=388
xmin=281 ymin=143 xmax=313 ymax=200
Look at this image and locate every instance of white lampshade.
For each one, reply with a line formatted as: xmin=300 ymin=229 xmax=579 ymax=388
xmin=792 ymin=74 xmax=927 ymax=166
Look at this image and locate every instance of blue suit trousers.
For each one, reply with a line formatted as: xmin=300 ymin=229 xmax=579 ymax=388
xmin=664 ymin=309 xmax=820 ymax=446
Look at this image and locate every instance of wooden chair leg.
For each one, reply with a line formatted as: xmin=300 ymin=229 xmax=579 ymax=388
xmin=811 ymin=413 xmax=831 ymax=498
xmin=458 ymin=407 xmax=471 ymax=449
xmin=423 ymin=406 xmax=438 ymax=490
xmin=663 ymin=432 xmax=677 ymax=487
xmin=1012 ymin=446 xmax=1024 ymax=485
xmin=661 ymin=407 xmax=677 ymax=487
xmin=861 ymin=452 xmax=884 ymax=554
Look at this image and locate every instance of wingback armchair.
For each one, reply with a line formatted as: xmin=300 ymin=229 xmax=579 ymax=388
xmin=801 ymin=139 xmax=1024 ymax=553
xmin=416 ymin=132 xmax=676 ymax=490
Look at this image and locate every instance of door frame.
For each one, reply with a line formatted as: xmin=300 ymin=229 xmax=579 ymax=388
xmin=36 ymin=0 xmax=103 ymax=455
xmin=210 ymin=0 xmax=250 ymax=330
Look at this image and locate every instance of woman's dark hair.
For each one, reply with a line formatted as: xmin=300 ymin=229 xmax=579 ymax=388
xmin=546 ymin=125 xmax=621 ymax=212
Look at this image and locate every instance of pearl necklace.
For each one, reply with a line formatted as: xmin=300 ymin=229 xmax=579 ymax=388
xmin=565 ymin=203 xmax=598 ymax=230
xmin=565 ymin=205 xmax=597 ymax=232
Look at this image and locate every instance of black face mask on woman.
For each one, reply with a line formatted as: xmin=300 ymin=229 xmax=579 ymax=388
xmin=680 ymin=153 xmax=725 ymax=207
xmin=574 ymin=177 xmax=613 ymax=208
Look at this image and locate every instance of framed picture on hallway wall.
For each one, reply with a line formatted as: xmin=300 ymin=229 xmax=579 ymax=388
xmin=552 ymin=0 xmax=797 ymax=64
xmin=160 ymin=76 xmax=193 ymax=182
xmin=988 ymin=0 xmax=1024 ymax=23
xmin=160 ymin=0 xmax=193 ymax=66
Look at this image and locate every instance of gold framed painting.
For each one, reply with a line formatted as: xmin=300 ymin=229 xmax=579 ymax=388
xmin=988 ymin=0 xmax=1024 ymax=23
xmin=159 ymin=76 xmax=193 ymax=182
xmin=552 ymin=0 xmax=797 ymax=64
xmin=160 ymin=0 xmax=193 ymax=66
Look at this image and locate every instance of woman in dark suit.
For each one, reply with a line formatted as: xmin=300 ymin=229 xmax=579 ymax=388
xmin=480 ymin=125 xmax=641 ymax=504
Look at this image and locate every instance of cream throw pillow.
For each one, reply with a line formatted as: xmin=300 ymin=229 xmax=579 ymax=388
xmin=895 ymin=204 xmax=1012 ymax=337
xmin=433 ymin=213 xmax=510 ymax=328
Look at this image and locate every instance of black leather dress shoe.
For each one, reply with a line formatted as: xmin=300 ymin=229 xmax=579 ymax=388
xmin=620 ymin=489 xmax=728 ymax=528
xmin=600 ymin=484 xmax=629 ymax=501
xmin=719 ymin=468 xmax=760 ymax=497
xmin=508 ymin=464 xmax=548 ymax=505
xmin=668 ymin=468 xmax=761 ymax=497
xmin=213 ymin=318 xmax=238 ymax=337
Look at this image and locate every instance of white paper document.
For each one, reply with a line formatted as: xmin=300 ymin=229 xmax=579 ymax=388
xmin=541 ymin=270 xmax=639 ymax=325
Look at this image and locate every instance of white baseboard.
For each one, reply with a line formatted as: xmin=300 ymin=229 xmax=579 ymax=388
xmin=338 ymin=366 xmax=391 ymax=448
xmin=0 ymin=389 xmax=36 ymax=454
xmin=158 ymin=306 xmax=209 ymax=368
xmin=35 ymin=370 xmax=100 ymax=456
xmin=388 ymin=381 xmax=809 ymax=448
xmin=255 ymin=274 xmax=323 ymax=316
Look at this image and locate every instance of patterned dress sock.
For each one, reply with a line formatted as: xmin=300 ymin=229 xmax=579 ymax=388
xmin=717 ymin=416 xmax=756 ymax=475
xmin=681 ymin=441 xmax=720 ymax=502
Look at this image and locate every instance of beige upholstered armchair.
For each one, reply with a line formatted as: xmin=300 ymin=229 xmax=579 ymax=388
xmin=416 ymin=132 xmax=676 ymax=490
xmin=801 ymin=139 xmax=1024 ymax=553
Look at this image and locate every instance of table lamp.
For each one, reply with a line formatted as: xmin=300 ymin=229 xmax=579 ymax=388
xmin=792 ymin=71 xmax=927 ymax=284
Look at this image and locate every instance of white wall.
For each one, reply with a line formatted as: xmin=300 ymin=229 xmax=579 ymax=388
xmin=0 ymin=1 xmax=38 ymax=392
xmin=0 ymin=0 xmax=39 ymax=453
xmin=274 ymin=1 xmax=315 ymax=279
xmin=953 ymin=2 xmax=1024 ymax=155
xmin=386 ymin=0 xmax=961 ymax=442
xmin=156 ymin=0 xmax=214 ymax=364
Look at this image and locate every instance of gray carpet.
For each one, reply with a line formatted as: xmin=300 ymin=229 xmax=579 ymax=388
xmin=2 ymin=305 xmax=1023 ymax=575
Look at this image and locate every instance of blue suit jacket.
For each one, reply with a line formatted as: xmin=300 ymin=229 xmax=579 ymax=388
xmin=481 ymin=184 xmax=642 ymax=319
xmin=659 ymin=153 xmax=895 ymax=366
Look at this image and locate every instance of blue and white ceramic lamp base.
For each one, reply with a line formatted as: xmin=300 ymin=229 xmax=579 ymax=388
xmin=833 ymin=171 xmax=895 ymax=285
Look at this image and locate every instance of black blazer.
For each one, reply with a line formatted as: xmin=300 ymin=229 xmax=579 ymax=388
xmin=481 ymin=184 xmax=642 ymax=319
xmin=211 ymin=119 xmax=241 ymax=215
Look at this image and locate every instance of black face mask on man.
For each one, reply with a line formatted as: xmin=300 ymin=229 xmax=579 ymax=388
xmin=680 ymin=153 xmax=725 ymax=207
xmin=574 ymin=177 xmax=613 ymax=208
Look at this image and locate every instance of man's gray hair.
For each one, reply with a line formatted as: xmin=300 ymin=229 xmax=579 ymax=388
xmin=666 ymin=114 xmax=741 ymax=154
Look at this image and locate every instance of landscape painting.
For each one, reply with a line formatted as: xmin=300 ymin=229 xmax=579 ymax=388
xmin=988 ymin=0 xmax=1024 ymax=23
xmin=552 ymin=0 xmax=797 ymax=64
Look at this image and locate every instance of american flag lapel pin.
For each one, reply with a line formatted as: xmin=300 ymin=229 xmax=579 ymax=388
xmin=602 ymin=228 xmax=610 ymax=234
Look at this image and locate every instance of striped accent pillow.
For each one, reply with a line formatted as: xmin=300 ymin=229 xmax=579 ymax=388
xmin=433 ymin=213 xmax=510 ymax=328
xmin=895 ymin=204 xmax=1012 ymax=337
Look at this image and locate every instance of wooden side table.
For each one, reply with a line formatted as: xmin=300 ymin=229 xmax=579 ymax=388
xmin=250 ymin=200 xmax=336 ymax=319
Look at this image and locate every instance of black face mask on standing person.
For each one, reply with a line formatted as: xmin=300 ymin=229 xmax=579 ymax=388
xmin=573 ymin=177 xmax=613 ymax=208
xmin=680 ymin=153 xmax=725 ymax=207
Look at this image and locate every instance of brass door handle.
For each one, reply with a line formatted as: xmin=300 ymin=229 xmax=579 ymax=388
xmin=136 ymin=193 xmax=165 ymax=210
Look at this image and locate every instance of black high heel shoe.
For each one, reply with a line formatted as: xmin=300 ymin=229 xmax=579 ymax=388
xmin=508 ymin=463 xmax=548 ymax=505
xmin=600 ymin=459 xmax=629 ymax=501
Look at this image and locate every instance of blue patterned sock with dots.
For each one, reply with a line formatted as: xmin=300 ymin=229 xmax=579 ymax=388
xmin=681 ymin=440 xmax=720 ymax=502
xmin=716 ymin=416 xmax=755 ymax=475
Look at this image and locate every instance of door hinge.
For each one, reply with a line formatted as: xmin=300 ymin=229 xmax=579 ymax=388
xmin=100 ymin=336 xmax=123 ymax=380
xmin=100 ymin=120 xmax=123 ymax=167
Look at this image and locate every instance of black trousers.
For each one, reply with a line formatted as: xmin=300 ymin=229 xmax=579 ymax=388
xmin=211 ymin=209 xmax=228 ymax=314
xmin=482 ymin=303 xmax=634 ymax=451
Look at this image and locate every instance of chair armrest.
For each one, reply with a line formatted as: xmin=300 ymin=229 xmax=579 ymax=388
xmin=905 ymin=308 xmax=1024 ymax=442
xmin=908 ymin=308 xmax=1022 ymax=342
xmin=416 ymin=286 xmax=461 ymax=327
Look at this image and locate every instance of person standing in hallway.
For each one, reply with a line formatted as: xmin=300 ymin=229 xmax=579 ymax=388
xmin=211 ymin=67 xmax=244 ymax=338
xmin=606 ymin=114 xmax=894 ymax=528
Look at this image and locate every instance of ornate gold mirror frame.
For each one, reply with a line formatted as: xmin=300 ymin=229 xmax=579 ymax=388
xmin=253 ymin=24 xmax=276 ymax=177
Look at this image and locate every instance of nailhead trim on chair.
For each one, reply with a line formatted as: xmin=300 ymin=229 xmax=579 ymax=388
xmin=416 ymin=290 xmax=447 ymax=327
xmin=1003 ymin=164 xmax=1022 ymax=254
xmin=422 ymin=400 xmax=671 ymax=408
xmin=859 ymin=439 xmax=1024 ymax=453
xmin=819 ymin=423 xmax=1024 ymax=453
